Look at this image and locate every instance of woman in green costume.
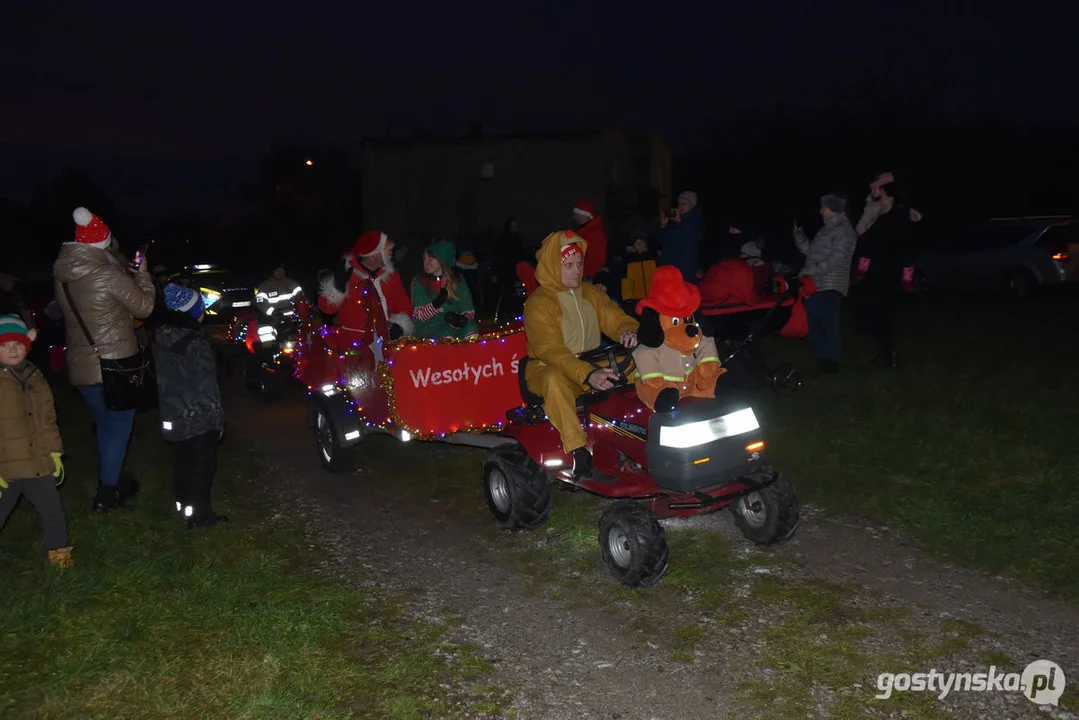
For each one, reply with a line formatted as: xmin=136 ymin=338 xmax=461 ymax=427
xmin=410 ymin=239 xmax=480 ymax=340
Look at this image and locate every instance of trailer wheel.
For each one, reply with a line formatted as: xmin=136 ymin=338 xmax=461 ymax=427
xmin=770 ymin=364 xmax=802 ymax=395
xmin=315 ymin=404 xmax=357 ymax=473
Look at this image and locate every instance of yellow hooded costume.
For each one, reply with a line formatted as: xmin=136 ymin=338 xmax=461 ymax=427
xmin=523 ymin=230 xmax=640 ymax=454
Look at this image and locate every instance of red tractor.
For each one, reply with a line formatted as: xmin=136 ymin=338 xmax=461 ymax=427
xmin=485 ymin=341 xmax=798 ymax=587
xmin=294 ymin=276 xmax=801 ymax=587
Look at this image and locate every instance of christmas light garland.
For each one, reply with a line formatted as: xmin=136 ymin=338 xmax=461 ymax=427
xmin=296 ymin=316 xmax=528 ymax=443
xmin=384 ymin=319 xmax=524 ymax=350
xmin=372 ymin=322 xmax=527 ymax=441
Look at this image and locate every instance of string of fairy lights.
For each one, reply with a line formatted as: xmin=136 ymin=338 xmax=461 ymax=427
xmin=288 ymin=291 xmax=527 ymax=441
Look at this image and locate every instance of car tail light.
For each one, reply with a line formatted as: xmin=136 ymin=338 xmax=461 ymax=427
xmin=1048 ymin=245 xmax=1069 ymax=262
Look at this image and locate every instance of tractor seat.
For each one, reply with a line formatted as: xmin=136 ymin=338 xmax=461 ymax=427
xmin=508 ymin=357 xmax=610 ymax=425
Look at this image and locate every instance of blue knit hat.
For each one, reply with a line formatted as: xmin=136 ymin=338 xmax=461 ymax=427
xmin=164 ymin=283 xmax=205 ymax=318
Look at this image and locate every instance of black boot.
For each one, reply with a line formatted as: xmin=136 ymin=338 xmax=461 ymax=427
xmin=91 ymin=484 xmax=121 ymax=513
xmin=572 ymin=447 xmax=594 ymax=481
xmin=117 ymin=472 xmax=140 ymax=505
xmin=186 ymin=508 xmax=229 ymax=530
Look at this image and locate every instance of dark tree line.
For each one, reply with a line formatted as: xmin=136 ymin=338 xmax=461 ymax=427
xmin=675 ymin=97 xmax=1079 ymax=260
xmin=5 ymin=106 xmax=1077 ymax=283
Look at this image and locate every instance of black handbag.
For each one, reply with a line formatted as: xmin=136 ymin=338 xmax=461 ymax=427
xmin=61 ymin=282 xmax=157 ymax=411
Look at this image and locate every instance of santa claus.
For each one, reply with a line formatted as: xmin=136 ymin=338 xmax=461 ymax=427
xmin=318 ymin=230 xmax=414 ymax=344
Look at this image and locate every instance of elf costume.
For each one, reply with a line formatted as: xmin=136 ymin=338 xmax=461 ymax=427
xmin=318 ymin=231 xmax=413 ymax=345
xmin=411 ymin=240 xmax=479 ymax=340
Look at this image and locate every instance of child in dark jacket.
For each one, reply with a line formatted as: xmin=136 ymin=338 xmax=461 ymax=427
xmin=0 ymin=314 xmax=71 ymax=567
xmin=153 ymin=285 xmax=227 ymax=529
xmin=614 ymin=231 xmax=659 ymax=314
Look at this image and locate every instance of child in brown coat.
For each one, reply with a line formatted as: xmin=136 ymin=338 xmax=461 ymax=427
xmin=0 ymin=314 xmax=71 ymax=567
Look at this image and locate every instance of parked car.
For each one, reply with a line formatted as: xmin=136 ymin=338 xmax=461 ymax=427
xmin=169 ymin=264 xmax=256 ymax=341
xmin=913 ymin=216 xmax=1079 ymax=296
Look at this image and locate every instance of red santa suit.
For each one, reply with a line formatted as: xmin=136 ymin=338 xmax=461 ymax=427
xmin=318 ymin=231 xmax=414 ymax=346
xmin=572 ymin=199 xmax=609 ymax=281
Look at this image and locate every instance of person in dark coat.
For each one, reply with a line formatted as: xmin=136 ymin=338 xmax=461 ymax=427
xmin=856 ymin=180 xmax=912 ymax=369
xmin=152 ymin=284 xmax=227 ymax=528
xmin=655 ymin=191 xmax=703 ymax=282
xmin=609 ymin=230 xmax=659 ymax=314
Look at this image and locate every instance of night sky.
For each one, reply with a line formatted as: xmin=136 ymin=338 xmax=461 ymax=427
xmin=3 ymin=0 xmax=1077 ymax=211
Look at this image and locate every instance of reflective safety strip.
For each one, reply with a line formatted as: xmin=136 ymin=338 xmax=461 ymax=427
xmin=162 ymin=421 xmax=173 ymax=430
xmin=639 ymin=371 xmax=694 ymax=383
xmin=258 ymin=287 xmax=302 ymax=304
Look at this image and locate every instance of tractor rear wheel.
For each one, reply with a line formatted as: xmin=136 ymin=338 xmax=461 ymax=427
xmin=482 ymin=444 xmax=551 ymax=530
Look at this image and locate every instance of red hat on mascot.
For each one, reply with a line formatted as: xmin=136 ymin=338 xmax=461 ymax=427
xmin=635 ymin=266 xmax=701 ymax=319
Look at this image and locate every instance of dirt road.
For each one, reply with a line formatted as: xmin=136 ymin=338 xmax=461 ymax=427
xmin=222 ymin=377 xmax=1079 ymax=720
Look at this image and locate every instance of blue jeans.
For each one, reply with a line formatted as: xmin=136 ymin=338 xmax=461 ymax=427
xmin=77 ymin=384 xmax=135 ymax=487
xmin=804 ymin=290 xmax=842 ymax=363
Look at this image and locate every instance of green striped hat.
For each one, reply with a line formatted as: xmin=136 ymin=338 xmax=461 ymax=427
xmin=0 ymin=314 xmax=31 ymax=351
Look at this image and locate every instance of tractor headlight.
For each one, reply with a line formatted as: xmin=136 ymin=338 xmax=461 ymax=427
xmin=658 ymin=408 xmax=759 ymax=449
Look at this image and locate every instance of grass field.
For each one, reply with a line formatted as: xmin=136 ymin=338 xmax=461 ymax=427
xmin=320 ymin=287 xmax=1079 ymax=715
xmin=0 ymin=386 xmax=500 ymax=720
xmin=393 ymin=286 xmax=1079 ymax=600
xmin=758 ymin=287 xmax=1079 ymax=599
xmin=3 ymin=287 xmax=1076 ymax=718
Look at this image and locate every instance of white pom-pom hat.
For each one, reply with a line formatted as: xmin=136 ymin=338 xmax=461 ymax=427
xmin=72 ymin=207 xmax=112 ymax=248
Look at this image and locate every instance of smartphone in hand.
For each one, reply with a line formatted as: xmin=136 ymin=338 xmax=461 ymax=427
xmin=130 ymin=243 xmax=149 ymax=271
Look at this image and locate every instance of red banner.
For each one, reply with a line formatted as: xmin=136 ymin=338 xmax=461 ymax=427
xmin=386 ymin=329 xmax=528 ymax=436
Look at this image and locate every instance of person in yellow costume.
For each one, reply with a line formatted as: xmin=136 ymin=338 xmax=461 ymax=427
xmin=523 ymin=230 xmax=639 ymax=479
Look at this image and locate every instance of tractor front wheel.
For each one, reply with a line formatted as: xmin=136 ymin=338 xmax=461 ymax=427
xmin=598 ymin=501 xmax=669 ymax=588
xmin=730 ymin=474 xmax=800 ymax=545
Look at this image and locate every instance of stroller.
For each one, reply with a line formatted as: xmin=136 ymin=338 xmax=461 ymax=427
xmin=698 ymin=258 xmax=815 ymax=394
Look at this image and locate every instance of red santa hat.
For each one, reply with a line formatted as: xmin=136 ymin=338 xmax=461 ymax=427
xmin=572 ymin=199 xmax=595 ymax=219
xmin=72 ymin=207 xmax=112 ymax=248
xmin=350 ymin=230 xmax=389 ymax=258
xmin=635 ymin=266 xmax=701 ymax=319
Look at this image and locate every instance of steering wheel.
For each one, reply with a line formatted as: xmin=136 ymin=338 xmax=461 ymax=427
xmin=577 ymin=344 xmax=635 ymax=388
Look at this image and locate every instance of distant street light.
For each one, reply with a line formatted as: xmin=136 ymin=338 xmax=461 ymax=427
xmin=305 ymin=159 xmax=314 ymax=166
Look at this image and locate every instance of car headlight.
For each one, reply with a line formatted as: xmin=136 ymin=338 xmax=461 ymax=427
xmin=658 ymin=408 xmax=760 ymax=449
xmin=200 ymin=288 xmax=222 ymax=307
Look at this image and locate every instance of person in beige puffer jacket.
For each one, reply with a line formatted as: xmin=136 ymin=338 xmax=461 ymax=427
xmin=53 ymin=207 xmax=155 ymax=512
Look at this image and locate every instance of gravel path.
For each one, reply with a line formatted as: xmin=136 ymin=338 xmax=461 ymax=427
xmin=222 ymin=378 xmax=1078 ymax=720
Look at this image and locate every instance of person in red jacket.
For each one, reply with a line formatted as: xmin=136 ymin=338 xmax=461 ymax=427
xmin=572 ymin=199 xmax=610 ymax=291
xmin=318 ymin=231 xmax=414 ymax=346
